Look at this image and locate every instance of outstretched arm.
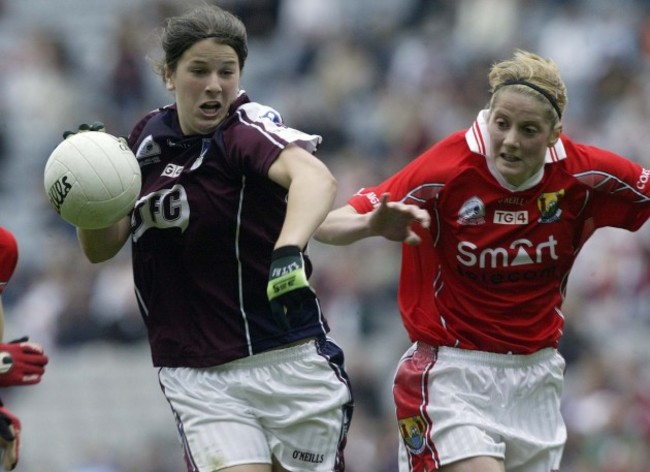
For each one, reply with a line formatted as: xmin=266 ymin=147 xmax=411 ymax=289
xmin=315 ymin=193 xmax=430 ymax=246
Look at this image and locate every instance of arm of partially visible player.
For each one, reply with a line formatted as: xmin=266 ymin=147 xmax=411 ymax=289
xmin=314 ymin=193 xmax=430 ymax=246
xmin=76 ymin=215 xmax=131 ymax=263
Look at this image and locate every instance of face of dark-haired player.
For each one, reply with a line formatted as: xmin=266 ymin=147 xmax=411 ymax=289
xmin=164 ymin=38 xmax=241 ymax=136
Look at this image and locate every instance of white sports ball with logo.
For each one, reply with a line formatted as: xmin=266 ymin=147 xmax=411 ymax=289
xmin=44 ymin=131 xmax=141 ymax=229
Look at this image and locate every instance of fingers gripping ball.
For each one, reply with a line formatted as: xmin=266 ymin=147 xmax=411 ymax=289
xmin=266 ymin=246 xmax=316 ymax=330
xmin=44 ymin=131 xmax=141 ymax=229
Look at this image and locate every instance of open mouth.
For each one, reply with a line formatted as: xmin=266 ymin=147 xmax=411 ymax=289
xmin=200 ymin=101 xmax=222 ymax=116
xmin=499 ymin=153 xmax=521 ymax=163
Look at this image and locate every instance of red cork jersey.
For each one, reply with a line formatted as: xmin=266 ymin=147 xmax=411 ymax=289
xmin=349 ymin=110 xmax=650 ymax=354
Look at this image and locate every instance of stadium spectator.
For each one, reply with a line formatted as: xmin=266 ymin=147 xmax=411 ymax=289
xmin=69 ymin=4 xmax=352 ymax=472
xmin=315 ymin=49 xmax=650 ymax=471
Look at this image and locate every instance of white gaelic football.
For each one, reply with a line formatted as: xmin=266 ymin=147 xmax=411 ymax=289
xmin=44 ymin=131 xmax=141 ymax=229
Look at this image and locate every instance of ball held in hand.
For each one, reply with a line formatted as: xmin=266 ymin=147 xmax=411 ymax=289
xmin=44 ymin=131 xmax=141 ymax=229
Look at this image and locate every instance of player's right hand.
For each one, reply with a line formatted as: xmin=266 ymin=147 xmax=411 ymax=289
xmin=0 ymin=337 xmax=48 ymax=387
xmin=0 ymin=400 xmax=20 ymax=471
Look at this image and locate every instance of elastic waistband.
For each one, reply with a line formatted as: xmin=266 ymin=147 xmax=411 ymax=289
xmin=415 ymin=341 xmax=558 ymax=367
xmin=216 ymin=338 xmax=318 ymax=370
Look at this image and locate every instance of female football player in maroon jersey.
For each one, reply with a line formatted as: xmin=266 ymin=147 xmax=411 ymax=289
xmin=316 ymin=49 xmax=650 ymax=472
xmin=70 ymin=4 xmax=353 ymax=472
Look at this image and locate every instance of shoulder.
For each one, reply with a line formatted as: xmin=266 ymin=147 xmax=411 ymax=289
xmin=0 ymin=227 xmax=18 ymax=288
xmin=235 ymin=101 xmax=284 ymax=125
xmin=225 ymin=98 xmax=322 ymax=154
xmin=411 ymin=129 xmax=479 ymax=172
xmin=128 ymin=105 xmax=177 ymax=147
xmin=0 ymin=227 xmax=17 ymax=256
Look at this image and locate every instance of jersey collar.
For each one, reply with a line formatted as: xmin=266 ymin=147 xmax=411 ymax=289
xmin=465 ymin=109 xmax=567 ymax=163
xmin=465 ymin=110 xmax=567 ymax=191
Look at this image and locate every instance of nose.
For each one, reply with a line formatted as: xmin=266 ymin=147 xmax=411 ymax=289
xmin=503 ymin=128 xmax=519 ymax=148
xmin=206 ymin=73 xmax=222 ymax=94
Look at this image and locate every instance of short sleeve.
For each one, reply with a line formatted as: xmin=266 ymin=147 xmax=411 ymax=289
xmin=0 ymin=227 xmax=18 ymax=293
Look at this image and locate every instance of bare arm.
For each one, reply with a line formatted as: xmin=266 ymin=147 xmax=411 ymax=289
xmin=314 ymin=193 xmax=431 ymax=246
xmin=267 ymin=145 xmax=337 ymax=249
xmin=76 ymin=215 xmax=131 ymax=263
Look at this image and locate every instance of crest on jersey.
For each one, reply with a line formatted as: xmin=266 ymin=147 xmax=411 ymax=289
xmin=457 ymin=196 xmax=486 ymax=225
xmin=537 ymin=189 xmax=565 ymax=223
xmin=398 ymin=415 xmax=427 ymax=454
xmin=135 ymin=135 xmax=161 ymax=163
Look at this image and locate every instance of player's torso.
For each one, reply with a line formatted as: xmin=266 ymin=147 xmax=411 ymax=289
xmin=432 ymin=162 xmax=591 ymax=352
xmin=126 ymin=106 xmax=328 ymax=367
xmin=128 ymin=113 xmax=288 ymax=366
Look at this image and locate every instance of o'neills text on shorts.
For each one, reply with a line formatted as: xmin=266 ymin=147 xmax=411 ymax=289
xmin=292 ymin=449 xmax=324 ymax=464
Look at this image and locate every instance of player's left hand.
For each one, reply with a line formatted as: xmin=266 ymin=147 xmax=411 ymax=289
xmin=266 ymin=246 xmax=316 ymax=330
xmin=0 ymin=400 xmax=20 ymax=471
xmin=0 ymin=337 xmax=48 ymax=387
xmin=369 ymin=193 xmax=431 ymax=245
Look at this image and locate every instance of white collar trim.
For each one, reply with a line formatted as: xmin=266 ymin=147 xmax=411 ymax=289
xmin=464 ymin=109 xmax=567 ymax=191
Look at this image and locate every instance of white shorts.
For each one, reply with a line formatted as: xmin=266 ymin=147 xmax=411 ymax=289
xmin=158 ymin=338 xmax=353 ymax=471
xmin=393 ymin=343 xmax=566 ymax=472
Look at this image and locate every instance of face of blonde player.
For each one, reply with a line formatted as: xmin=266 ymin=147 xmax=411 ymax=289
xmin=487 ymin=89 xmax=561 ymax=187
xmin=164 ymin=39 xmax=240 ymax=136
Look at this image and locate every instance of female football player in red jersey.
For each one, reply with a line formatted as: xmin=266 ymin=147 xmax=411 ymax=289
xmin=315 ymin=49 xmax=650 ymax=472
xmin=0 ymin=227 xmax=48 ymax=471
xmin=68 ymin=4 xmax=352 ymax=472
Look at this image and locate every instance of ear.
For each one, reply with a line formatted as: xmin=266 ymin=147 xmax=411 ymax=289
xmin=548 ymin=125 xmax=562 ymax=147
xmin=163 ymin=66 xmax=175 ymax=91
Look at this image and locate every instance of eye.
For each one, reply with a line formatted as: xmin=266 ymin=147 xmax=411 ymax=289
xmin=495 ymin=118 xmax=509 ymax=130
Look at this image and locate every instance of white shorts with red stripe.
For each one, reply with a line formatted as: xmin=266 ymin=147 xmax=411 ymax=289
xmin=393 ymin=342 xmax=566 ymax=472
xmin=158 ymin=338 xmax=353 ymax=471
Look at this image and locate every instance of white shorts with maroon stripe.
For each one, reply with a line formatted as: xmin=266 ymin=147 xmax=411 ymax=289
xmin=158 ymin=338 xmax=353 ymax=471
xmin=393 ymin=342 xmax=566 ymax=472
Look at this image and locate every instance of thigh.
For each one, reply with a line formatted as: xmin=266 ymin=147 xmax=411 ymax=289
xmin=159 ymin=366 xmax=273 ymax=471
xmin=256 ymin=338 xmax=353 ymax=472
xmin=394 ymin=344 xmax=507 ymax=470
xmin=160 ymin=338 xmax=353 ymax=472
xmin=439 ymin=456 xmax=505 ymax=472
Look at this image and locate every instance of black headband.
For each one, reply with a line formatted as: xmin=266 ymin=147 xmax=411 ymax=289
xmin=498 ymin=79 xmax=562 ymax=119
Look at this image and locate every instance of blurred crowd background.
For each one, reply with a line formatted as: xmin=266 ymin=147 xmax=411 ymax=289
xmin=0 ymin=0 xmax=649 ymax=470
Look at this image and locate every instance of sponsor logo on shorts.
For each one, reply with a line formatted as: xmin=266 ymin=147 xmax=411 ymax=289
xmin=291 ymin=449 xmax=324 ymax=464
xmin=398 ymin=416 xmax=427 ymax=454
